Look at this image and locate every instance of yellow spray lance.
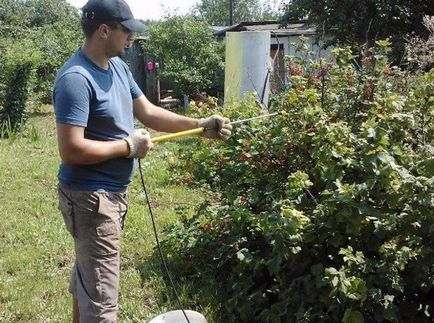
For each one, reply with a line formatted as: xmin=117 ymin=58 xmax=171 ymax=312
xmin=150 ymin=112 xmax=279 ymax=143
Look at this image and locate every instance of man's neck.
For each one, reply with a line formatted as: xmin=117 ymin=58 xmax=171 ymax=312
xmin=81 ymin=42 xmax=110 ymax=70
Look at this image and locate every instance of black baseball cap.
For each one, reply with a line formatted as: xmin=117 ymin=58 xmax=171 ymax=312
xmin=82 ymin=0 xmax=147 ymax=33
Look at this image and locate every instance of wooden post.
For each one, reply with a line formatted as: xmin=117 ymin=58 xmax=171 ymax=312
xmin=122 ymin=39 xmax=159 ymax=105
xmin=144 ymin=54 xmax=159 ymax=105
xmin=229 ymin=0 xmax=234 ymax=25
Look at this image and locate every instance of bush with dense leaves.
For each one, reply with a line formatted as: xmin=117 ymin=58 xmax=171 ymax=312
xmin=0 ymin=39 xmax=40 ymax=133
xmin=162 ymin=41 xmax=434 ymax=322
xmin=0 ymin=0 xmax=81 ymax=134
xmin=282 ymin=0 xmax=434 ymax=63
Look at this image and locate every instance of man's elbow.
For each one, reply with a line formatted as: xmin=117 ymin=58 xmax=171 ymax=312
xmin=59 ymin=151 xmax=77 ymax=164
xmin=60 ymin=156 xmax=76 ymax=165
xmin=58 ymin=145 xmax=83 ymax=164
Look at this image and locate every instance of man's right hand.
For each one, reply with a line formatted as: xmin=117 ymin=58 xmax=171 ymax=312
xmin=124 ymin=129 xmax=153 ymax=158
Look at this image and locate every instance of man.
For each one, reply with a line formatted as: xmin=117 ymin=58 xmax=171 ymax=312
xmin=52 ymin=0 xmax=232 ymax=321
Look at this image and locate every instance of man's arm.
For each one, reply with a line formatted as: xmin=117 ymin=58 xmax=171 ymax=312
xmin=133 ymin=94 xmax=232 ymax=140
xmin=54 ymin=73 xmax=130 ymax=164
xmin=133 ymin=95 xmax=199 ymax=133
xmin=56 ymin=123 xmax=129 ymax=165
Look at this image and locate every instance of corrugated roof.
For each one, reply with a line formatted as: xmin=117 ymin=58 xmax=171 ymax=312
xmin=214 ymin=21 xmax=317 ymax=37
xmin=211 ymin=26 xmax=227 ymax=33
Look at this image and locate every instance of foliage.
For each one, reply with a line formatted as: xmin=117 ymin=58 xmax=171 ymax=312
xmin=406 ymin=15 xmax=434 ymax=72
xmin=0 ymin=0 xmax=79 ymax=36
xmin=0 ymin=0 xmax=81 ymax=132
xmin=192 ymin=0 xmax=285 ymax=25
xmin=192 ymin=0 xmax=262 ymax=26
xmin=282 ymin=0 xmax=434 ymax=62
xmin=145 ymin=15 xmax=224 ymax=97
xmin=0 ymin=39 xmax=40 ymax=134
xmin=162 ymin=42 xmax=434 ymax=322
xmin=28 ymin=21 xmax=83 ymax=103
xmin=261 ymin=0 xmax=286 ymax=21
xmin=25 ymin=0 xmax=79 ymax=27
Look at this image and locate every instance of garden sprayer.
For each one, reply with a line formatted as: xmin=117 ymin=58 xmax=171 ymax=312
xmin=150 ymin=112 xmax=280 ymax=143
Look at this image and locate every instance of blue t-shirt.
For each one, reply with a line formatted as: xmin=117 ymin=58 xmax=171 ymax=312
xmin=53 ymin=49 xmax=143 ymax=192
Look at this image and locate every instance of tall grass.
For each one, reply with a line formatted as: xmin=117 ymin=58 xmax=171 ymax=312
xmin=0 ymin=117 xmax=18 ymax=142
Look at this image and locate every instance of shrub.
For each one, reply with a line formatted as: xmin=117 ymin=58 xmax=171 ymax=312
xmin=0 ymin=0 xmax=81 ymax=132
xmin=0 ymin=39 xmax=40 ymax=134
xmin=406 ymin=15 xmax=434 ymax=72
xmin=29 ymin=21 xmax=82 ymax=104
xmin=163 ymin=42 xmax=434 ymax=322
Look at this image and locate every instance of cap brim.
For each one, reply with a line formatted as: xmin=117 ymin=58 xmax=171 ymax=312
xmin=120 ymin=19 xmax=147 ymax=33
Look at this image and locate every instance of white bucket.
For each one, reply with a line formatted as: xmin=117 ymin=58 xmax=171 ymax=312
xmin=148 ymin=310 xmax=208 ymax=323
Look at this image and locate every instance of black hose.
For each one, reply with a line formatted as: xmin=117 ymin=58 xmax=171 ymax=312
xmin=138 ymin=159 xmax=191 ymax=323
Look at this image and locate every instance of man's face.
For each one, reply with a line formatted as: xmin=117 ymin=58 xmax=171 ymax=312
xmin=107 ymin=23 xmax=134 ymax=57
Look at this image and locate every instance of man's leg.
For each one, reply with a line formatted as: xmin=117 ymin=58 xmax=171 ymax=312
xmin=58 ymin=187 xmax=128 ymax=323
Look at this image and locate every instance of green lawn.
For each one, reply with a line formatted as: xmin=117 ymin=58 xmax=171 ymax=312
xmin=0 ymin=108 xmax=217 ymax=322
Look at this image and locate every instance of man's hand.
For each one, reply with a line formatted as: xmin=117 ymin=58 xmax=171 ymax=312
xmin=198 ymin=115 xmax=232 ymax=140
xmin=124 ymin=129 xmax=153 ymax=158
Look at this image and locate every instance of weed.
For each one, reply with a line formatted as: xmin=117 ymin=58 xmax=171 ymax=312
xmin=0 ymin=118 xmax=18 ymax=143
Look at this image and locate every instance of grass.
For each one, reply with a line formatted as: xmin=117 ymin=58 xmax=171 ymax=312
xmin=0 ymin=106 xmax=220 ymax=322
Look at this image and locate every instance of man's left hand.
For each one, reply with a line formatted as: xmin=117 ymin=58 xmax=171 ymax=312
xmin=198 ymin=115 xmax=232 ymax=140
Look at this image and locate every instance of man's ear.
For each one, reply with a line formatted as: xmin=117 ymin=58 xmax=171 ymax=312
xmin=97 ymin=24 xmax=111 ymax=40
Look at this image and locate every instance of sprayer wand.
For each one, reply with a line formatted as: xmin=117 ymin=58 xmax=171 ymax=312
xmin=150 ymin=112 xmax=279 ymax=143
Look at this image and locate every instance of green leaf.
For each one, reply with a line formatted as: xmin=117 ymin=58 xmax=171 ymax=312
xmin=343 ymin=309 xmax=364 ymax=323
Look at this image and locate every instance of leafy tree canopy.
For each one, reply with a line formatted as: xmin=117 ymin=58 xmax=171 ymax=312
xmin=0 ymin=0 xmax=79 ymax=34
xmin=145 ymin=15 xmax=224 ymax=97
xmin=192 ymin=0 xmax=264 ymax=26
xmin=282 ymin=0 xmax=434 ymax=60
xmin=0 ymin=0 xmax=82 ymax=115
xmin=261 ymin=0 xmax=286 ymax=21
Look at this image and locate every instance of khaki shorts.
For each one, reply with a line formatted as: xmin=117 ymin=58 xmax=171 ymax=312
xmin=58 ymin=185 xmax=128 ymax=323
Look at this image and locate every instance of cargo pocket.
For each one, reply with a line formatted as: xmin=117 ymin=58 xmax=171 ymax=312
xmin=95 ymin=220 xmax=118 ymax=237
xmin=95 ymin=193 xmax=118 ymax=237
xmin=58 ymin=193 xmax=75 ymax=237
xmin=94 ymin=192 xmax=121 ymax=255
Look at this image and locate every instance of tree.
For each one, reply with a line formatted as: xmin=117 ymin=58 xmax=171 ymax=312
xmin=0 ymin=0 xmax=79 ymax=34
xmin=0 ymin=0 xmax=82 ymax=131
xmin=192 ymin=0 xmax=263 ymax=26
xmin=261 ymin=0 xmax=286 ymax=21
xmin=145 ymin=15 xmax=224 ymax=97
xmin=282 ymin=0 xmax=434 ymax=60
xmin=406 ymin=16 xmax=434 ymax=71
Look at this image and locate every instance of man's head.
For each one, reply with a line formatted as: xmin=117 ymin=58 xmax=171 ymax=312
xmin=81 ymin=0 xmax=146 ymax=38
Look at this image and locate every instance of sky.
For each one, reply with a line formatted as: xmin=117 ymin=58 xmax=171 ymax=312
xmin=65 ymin=0 xmax=200 ymax=21
xmin=66 ymin=0 xmax=281 ymax=21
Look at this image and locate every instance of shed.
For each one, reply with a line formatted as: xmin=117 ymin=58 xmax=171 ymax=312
xmin=214 ymin=21 xmax=334 ymax=93
xmin=122 ymin=37 xmax=159 ymax=104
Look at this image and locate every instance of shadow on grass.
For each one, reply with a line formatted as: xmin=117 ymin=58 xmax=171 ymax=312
xmin=137 ymin=250 xmax=233 ymax=322
xmin=29 ymin=110 xmax=53 ymax=117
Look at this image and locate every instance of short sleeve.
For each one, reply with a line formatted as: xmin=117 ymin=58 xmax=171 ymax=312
xmin=127 ymin=68 xmax=143 ymax=99
xmin=53 ymin=72 xmax=93 ymax=127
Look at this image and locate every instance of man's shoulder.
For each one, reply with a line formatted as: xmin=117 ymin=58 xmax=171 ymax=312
xmin=53 ymin=52 xmax=94 ymax=107
xmin=55 ymin=51 xmax=94 ymax=85
xmin=110 ymin=56 xmax=129 ymax=72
